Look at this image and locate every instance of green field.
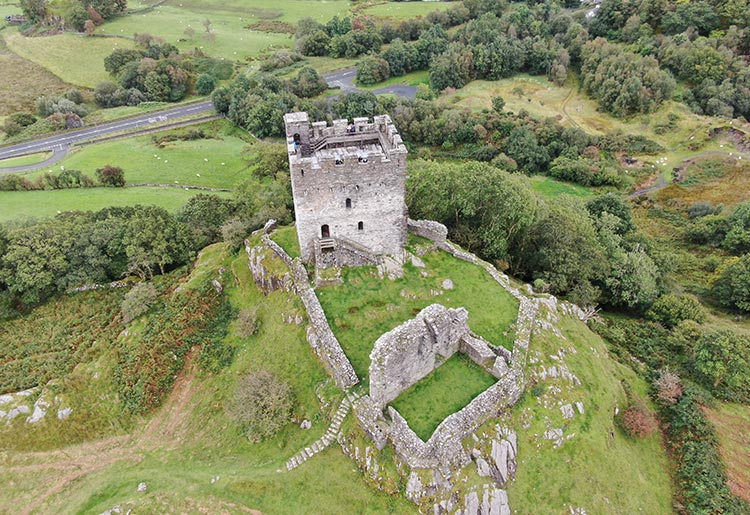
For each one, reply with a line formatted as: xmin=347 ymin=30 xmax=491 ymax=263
xmin=705 ymin=402 xmax=750 ymax=502
xmin=359 ymin=69 xmax=429 ymax=90
xmin=530 ymin=175 xmax=594 ymax=198
xmin=0 ymin=121 xmax=254 ymax=222
xmin=390 ymin=354 xmax=497 ymax=441
xmin=363 ymin=1 xmax=455 ymax=19
xmin=0 ymin=32 xmax=72 ymax=116
xmin=317 ymin=238 xmax=519 ymax=380
xmin=21 ymin=131 xmax=253 ymax=190
xmin=3 ymin=32 xmax=136 ymax=88
xmin=0 ymin=151 xmax=52 ymax=168
xmin=0 ymin=186 xmax=231 ymax=222
xmin=97 ymin=0 xmax=352 ymax=62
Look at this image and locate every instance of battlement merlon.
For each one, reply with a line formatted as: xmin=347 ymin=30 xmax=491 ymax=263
xmin=284 ymin=112 xmax=407 ymax=164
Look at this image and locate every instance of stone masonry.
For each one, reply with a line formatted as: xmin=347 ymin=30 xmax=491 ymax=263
xmin=284 ymin=112 xmax=408 ymax=264
xmin=369 ymin=304 xmax=471 ymax=410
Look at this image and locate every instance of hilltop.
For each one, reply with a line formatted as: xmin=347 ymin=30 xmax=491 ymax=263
xmin=0 ymin=226 xmax=671 ymax=514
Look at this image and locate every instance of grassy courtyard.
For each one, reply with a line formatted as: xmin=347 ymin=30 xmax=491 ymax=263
xmin=317 ymin=237 xmax=519 ymax=381
xmin=390 ymin=354 xmax=497 ymax=441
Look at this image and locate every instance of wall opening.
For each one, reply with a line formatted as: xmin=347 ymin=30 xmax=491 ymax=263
xmin=346 ymin=198 xmax=352 ymax=209
xmin=358 ymin=221 xmax=364 ymax=231
xmin=321 ymin=224 xmax=330 ymax=238
xmin=301 ymin=169 xmax=304 ymax=176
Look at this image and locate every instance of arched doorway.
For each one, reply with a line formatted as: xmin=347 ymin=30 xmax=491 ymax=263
xmin=321 ymin=224 xmax=330 ymax=238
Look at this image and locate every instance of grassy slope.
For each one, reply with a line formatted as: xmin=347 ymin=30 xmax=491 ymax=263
xmin=3 ymin=32 xmax=136 ymax=88
xmin=0 ymin=34 xmax=71 ymax=117
xmin=704 ymin=402 xmax=750 ymax=503
xmin=363 ymin=1 xmax=453 ymax=19
xmin=0 ymin=235 xmax=676 ymax=513
xmin=0 ymin=243 xmax=417 ymax=514
xmin=530 ymin=175 xmax=593 ymax=198
xmin=96 ymin=0 xmax=453 ymax=61
xmin=506 ymin=316 xmax=673 ymax=514
xmin=317 ymin=239 xmax=519 ymax=380
xmin=0 ymin=288 xmax=124 ymax=394
xmin=270 ymin=225 xmax=301 ymax=259
xmin=390 ymin=353 xmax=496 ymax=441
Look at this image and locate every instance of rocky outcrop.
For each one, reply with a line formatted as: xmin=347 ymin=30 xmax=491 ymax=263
xmin=455 ymin=485 xmax=511 ymax=515
xmin=246 ymin=243 xmax=293 ymax=295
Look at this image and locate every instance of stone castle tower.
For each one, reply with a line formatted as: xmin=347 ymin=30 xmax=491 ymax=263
xmin=283 ymin=112 xmax=408 ymax=264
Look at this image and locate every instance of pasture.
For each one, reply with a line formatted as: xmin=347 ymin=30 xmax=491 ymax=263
xmin=19 ymin=128 xmax=253 ymax=190
xmin=363 ymin=1 xmax=455 ymax=19
xmin=3 ymin=32 xmax=135 ymax=88
xmin=0 ymin=34 xmax=71 ymax=116
xmin=0 ymin=185 xmax=232 ymax=222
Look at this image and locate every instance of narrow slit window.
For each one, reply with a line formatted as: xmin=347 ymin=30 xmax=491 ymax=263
xmin=358 ymin=221 xmax=364 ymax=231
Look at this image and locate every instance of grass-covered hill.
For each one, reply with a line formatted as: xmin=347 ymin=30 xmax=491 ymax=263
xmin=0 ymin=228 xmax=673 ymax=514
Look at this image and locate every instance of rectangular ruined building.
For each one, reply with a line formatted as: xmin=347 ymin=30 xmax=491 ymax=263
xmin=283 ymin=112 xmax=408 ymax=264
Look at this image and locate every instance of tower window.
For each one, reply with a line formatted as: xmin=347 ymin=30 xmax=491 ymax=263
xmin=358 ymin=221 xmax=364 ymax=231
xmin=300 ymin=169 xmax=304 ymax=176
xmin=345 ymin=198 xmax=352 ymax=209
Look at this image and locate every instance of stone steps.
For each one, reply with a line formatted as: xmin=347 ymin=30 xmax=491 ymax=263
xmin=284 ymin=395 xmax=353 ymax=472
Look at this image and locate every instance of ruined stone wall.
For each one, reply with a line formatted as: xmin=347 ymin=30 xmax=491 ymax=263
xmin=407 ymin=219 xmax=448 ymax=245
xmin=285 ymin=112 xmax=408 ymax=262
xmin=369 ymin=304 xmax=470 ymax=409
xmin=249 ymin=234 xmax=359 ymax=389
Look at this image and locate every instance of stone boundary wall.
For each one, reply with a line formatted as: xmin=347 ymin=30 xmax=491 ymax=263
xmin=249 ymin=234 xmax=359 ymax=389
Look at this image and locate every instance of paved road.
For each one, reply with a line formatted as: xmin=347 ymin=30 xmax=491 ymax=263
xmin=324 ymin=69 xmax=417 ymax=99
xmin=0 ymin=100 xmax=215 ymax=172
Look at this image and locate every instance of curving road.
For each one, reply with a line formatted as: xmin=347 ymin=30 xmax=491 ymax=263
xmin=324 ymin=69 xmax=418 ymax=99
xmin=0 ymin=100 xmax=215 ymax=173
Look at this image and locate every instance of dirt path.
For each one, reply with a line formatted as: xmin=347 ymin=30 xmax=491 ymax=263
xmin=560 ymin=85 xmax=584 ymax=131
xmin=10 ymin=348 xmax=202 ymax=515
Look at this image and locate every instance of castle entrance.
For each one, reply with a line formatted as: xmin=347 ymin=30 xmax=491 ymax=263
xmin=321 ymin=224 xmax=330 ymax=238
